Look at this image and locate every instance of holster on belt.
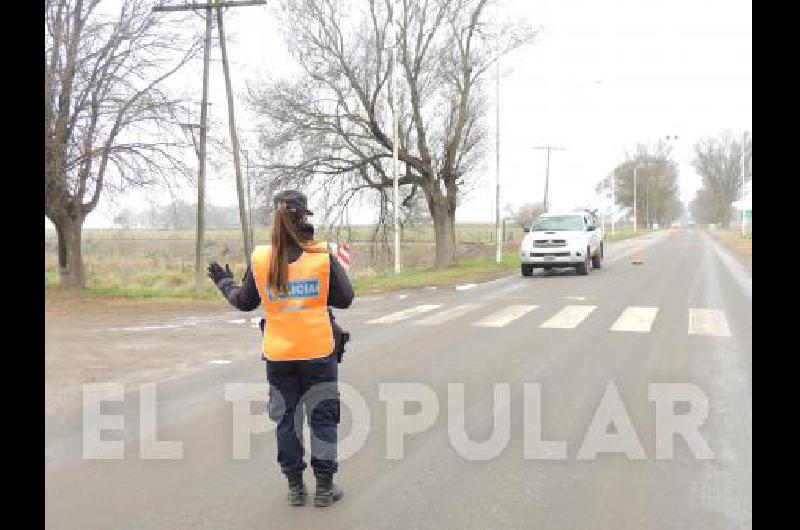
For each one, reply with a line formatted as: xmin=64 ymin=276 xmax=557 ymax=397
xmin=335 ymin=331 xmax=350 ymax=363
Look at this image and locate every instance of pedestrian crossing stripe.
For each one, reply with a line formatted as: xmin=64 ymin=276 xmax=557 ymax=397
xmin=366 ymin=304 xmax=443 ymax=324
xmin=610 ymin=307 xmax=659 ymax=333
xmin=413 ymin=303 xmax=482 ymax=325
xmin=688 ymin=308 xmax=731 ymax=337
xmin=540 ymin=305 xmax=597 ymax=329
xmin=218 ymin=304 xmax=732 ymax=336
xmin=472 ymin=305 xmax=539 ymax=328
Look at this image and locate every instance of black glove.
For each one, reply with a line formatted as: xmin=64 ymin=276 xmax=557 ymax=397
xmin=207 ymin=262 xmax=233 ymax=284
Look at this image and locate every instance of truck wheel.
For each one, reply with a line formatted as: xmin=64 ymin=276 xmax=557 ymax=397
xmin=592 ymin=243 xmax=603 ymax=269
xmin=521 ymin=265 xmax=533 ymax=277
xmin=576 ymin=249 xmax=591 ymax=276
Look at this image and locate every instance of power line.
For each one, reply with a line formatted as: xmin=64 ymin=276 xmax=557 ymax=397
xmin=152 ymin=1 xmax=266 ymax=12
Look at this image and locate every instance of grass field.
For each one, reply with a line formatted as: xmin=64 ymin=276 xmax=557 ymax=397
xmin=44 ymin=223 xmax=653 ymax=299
xmin=45 ymin=224 xmax=524 ymax=298
xmin=44 ymin=223 xmax=526 ymax=244
xmin=353 ymin=253 xmax=521 ymax=293
xmin=605 ymin=228 xmax=654 ymax=242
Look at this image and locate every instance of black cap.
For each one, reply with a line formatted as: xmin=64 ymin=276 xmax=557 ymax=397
xmin=273 ymin=189 xmax=313 ymax=216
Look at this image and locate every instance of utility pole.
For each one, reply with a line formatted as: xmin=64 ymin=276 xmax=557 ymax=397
xmin=195 ymin=13 xmax=212 ymax=297
xmin=245 ymin=149 xmax=254 ymax=250
xmin=494 ymin=0 xmax=502 ymax=263
xmin=214 ymin=0 xmax=264 ymax=267
xmin=633 ymin=165 xmax=638 ymax=232
xmin=153 ymin=0 xmax=265 ymax=294
xmin=531 ymin=145 xmax=565 ymax=212
xmin=601 ymin=175 xmax=606 ymax=236
xmin=391 ymin=1 xmax=400 ymax=274
xmin=663 ymin=134 xmax=680 ymax=226
xmin=741 ymin=131 xmax=747 ymax=236
xmin=611 ymin=165 xmax=616 ymax=238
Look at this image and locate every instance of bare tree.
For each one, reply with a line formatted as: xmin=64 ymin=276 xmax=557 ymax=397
xmin=611 ymin=140 xmax=683 ymax=228
xmin=248 ymin=0 xmax=535 ymax=267
xmin=691 ymin=130 xmax=751 ymax=228
xmin=689 ymin=187 xmax=716 ymax=225
xmin=45 ymin=0 xmax=201 ymax=287
xmin=505 ymin=201 xmax=544 ymax=228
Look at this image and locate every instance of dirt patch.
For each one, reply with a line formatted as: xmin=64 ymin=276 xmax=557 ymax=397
xmin=45 ymin=290 xmax=259 ymax=416
xmin=45 ymin=289 xmax=221 ymax=316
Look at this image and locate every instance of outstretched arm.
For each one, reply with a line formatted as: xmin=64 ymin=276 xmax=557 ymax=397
xmin=208 ymin=263 xmax=261 ymax=312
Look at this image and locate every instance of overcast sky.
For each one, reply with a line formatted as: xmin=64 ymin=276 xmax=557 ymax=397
xmin=71 ymin=0 xmax=752 ymax=228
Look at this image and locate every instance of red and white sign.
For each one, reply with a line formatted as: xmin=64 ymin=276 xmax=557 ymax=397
xmin=333 ymin=243 xmax=351 ymax=272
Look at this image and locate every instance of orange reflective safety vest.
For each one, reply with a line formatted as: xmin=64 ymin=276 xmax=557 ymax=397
xmin=251 ymin=242 xmax=334 ymax=361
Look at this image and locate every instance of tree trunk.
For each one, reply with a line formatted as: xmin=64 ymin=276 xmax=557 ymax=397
xmin=717 ymin=198 xmax=731 ymax=229
xmin=52 ymin=214 xmax=86 ymax=288
xmin=430 ymin=198 xmax=456 ymax=268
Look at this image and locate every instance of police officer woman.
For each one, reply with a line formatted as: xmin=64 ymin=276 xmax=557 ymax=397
xmin=207 ymin=190 xmax=354 ymax=507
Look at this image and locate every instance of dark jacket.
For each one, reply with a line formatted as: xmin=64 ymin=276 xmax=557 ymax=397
xmin=215 ymin=231 xmax=354 ymax=350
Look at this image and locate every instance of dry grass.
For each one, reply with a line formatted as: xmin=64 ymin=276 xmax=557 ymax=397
xmin=709 ymin=228 xmax=752 ymax=269
xmin=45 ymin=287 xmax=221 ymax=316
xmin=605 ymin=228 xmax=654 ymax=241
xmin=353 ymin=251 xmax=521 ymax=294
xmin=45 ymin=225 xmax=523 ymax=298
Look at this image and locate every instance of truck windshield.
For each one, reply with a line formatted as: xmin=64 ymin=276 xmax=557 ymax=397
xmin=531 ymin=216 xmax=584 ymax=231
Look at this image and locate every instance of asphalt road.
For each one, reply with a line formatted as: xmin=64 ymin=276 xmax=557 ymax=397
xmin=45 ymin=228 xmax=752 ymax=529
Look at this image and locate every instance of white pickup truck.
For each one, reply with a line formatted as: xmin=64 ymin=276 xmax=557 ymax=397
xmin=519 ymin=211 xmax=603 ymax=276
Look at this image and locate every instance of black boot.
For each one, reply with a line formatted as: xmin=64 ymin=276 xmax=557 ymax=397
xmin=286 ymin=472 xmax=307 ymax=506
xmin=313 ymin=473 xmax=343 ymax=507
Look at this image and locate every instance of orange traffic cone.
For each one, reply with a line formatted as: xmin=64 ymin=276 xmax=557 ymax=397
xmin=631 ymin=247 xmax=644 ymax=265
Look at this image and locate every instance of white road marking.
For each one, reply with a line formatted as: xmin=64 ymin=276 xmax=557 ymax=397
xmin=473 ymin=305 xmax=539 ymax=328
xmin=250 ymin=318 xmax=261 ymax=324
xmin=208 ymin=360 xmax=231 ymax=365
xmin=396 ymin=294 xmax=410 ymax=300
xmin=565 ymin=296 xmax=586 ymax=301
xmin=540 ymin=305 xmax=597 ymax=329
xmin=703 ymin=232 xmax=752 ymax=300
xmin=485 ymin=295 xmax=527 ymax=300
xmin=366 ymin=304 xmax=442 ymax=324
xmin=610 ymin=307 xmax=659 ymax=333
xmin=226 ymin=319 xmax=247 ymax=324
xmin=688 ymin=308 xmax=731 ymax=337
xmin=455 ymin=283 xmax=477 ymax=291
xmin=360 ymin=296 xmax=386 ymax=302
xmin=413 ymin=303 xmax=482 ymax=325
xmin=104 ymin=323 xmax=196 ymax=332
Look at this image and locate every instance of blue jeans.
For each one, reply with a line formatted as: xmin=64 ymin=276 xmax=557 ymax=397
xmin=266 ymin=354 xmax=339 ymax=476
